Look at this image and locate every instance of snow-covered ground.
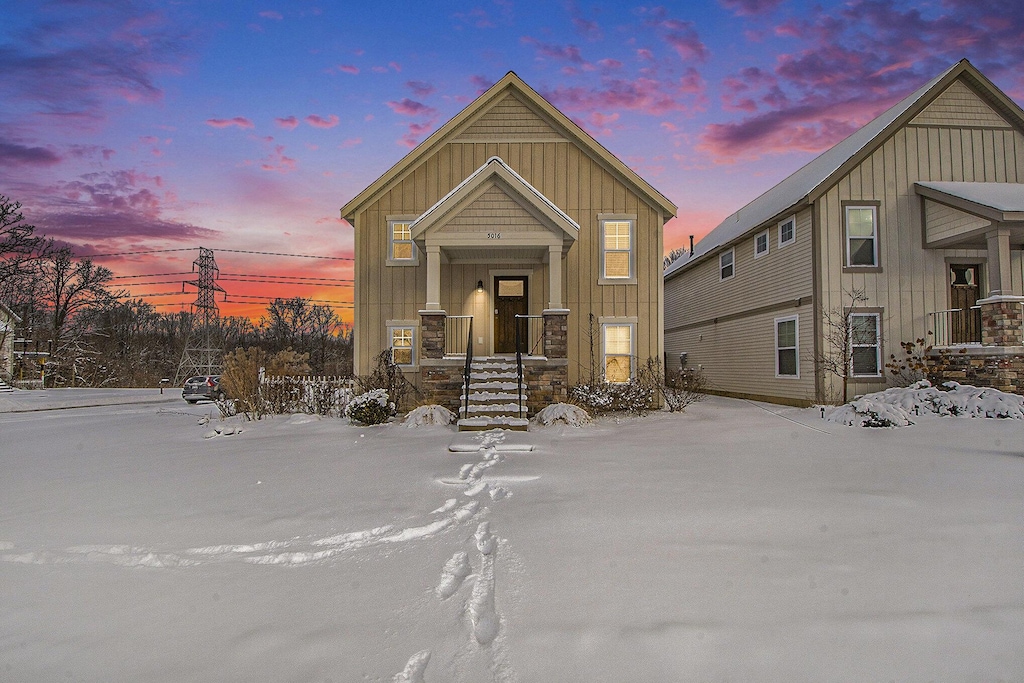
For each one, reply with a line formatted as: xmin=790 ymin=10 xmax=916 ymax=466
xmin=1 ymin=392 xmax=1022 ymax=681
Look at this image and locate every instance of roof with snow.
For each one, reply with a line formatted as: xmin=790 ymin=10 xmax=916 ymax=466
xmin=916 ymin=181 xmax=1024 ymax=219
xmin=664 ymin=59 xmax=1024 ymax=281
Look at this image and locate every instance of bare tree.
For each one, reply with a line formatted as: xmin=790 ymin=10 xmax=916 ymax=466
xmin=813 ymin=287 xmax=870 ymax=404
xmin=663 ymin=246 xmax=689 ymax=269
xmin=0 ymin=195 xmax=52 ymax=298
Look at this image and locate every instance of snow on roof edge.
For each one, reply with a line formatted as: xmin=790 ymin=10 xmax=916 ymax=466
xmin=665 ymin=62 xmax=960 ymax=281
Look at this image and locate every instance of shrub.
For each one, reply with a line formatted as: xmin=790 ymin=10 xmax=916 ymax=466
xmin=345 ymin=388 xmax=396 ymax=425
xmin=356 ymin=349 xmax=417 ymax=411
xmin=660 ymin=364 xmax=708 ymax=413
xmin=220 ymin=346 xmax=267 ymax=420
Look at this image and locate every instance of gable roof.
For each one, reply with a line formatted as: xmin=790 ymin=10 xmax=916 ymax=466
xmin=665 ymin=58 xmax=1024 ymax=280
xmin=916 ymin=181 xmax=1024 ymax=222
xmin=0 ymin=302 xmax=21 ymax=323
xmin=341 ymin=72 xmax=677 ymax=221
xmin=411 ymin=156 xmax=579 ymax=246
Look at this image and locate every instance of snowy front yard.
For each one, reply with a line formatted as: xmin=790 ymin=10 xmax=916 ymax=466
xmin=1 ymin=394 xmax=1023 ymax=681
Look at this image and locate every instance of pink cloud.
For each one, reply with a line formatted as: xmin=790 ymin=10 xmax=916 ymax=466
xmin=567 ymin=1 xmax=602 ymax=41
xmin=336 ymin=64 xmax=359 ymax=75
xmin=339 ymin=138 xmax=362 ymax=149
xmin=469 ymin=74 xmax=494 ymax=93
xmin=406 ymin=80 xmax=435 ymax=97
xmin=260 ymin=145 xmax=297 ymax=173
xmin=206 ymin=117 xmax=255 ymax=129
xmin=521 ymin=36 xmax=588 ymax=65
xmin=305 ymin=114 xmax=340 ymax=128
xmin=398 ymin=120 xmax=436 ymax=149
xmin=275 ymin=116 xmax=299 ymax=130
xmin=371 ymin=66 xmax=388 ymax=73
xmin=386 ymin=99 xmax=438 ymax=117
xmin=543 ymin=71 xmax=705 ymax=118
xmin=258 ymin=10 xmax=283 ymax=20
xmin=388 ymin=61 xmax=401 ymax=72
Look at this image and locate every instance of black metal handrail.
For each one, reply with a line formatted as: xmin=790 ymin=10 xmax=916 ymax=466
xmin=462 ymin=317 xmax=473 ymax=420
xmin=514 ymin=314 xmax=525 ymax=418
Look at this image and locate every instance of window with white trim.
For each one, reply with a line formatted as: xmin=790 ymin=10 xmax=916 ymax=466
xmin=775 ymin=315 xmax=799 ymax=378
xmin=754 ymin=229 xmax=769 ymax=258
xmin=845 ymin=206 xmax=877 ymax=267
xmin=849 ymin=313 xmax=881 ymax=377
xmin=389 ymin=220 xmax=415 ymax=262
xmin=388 ymin=326 xmax=415 ymax=366
xmin=719 ymin=248 xmax=734 ymax=280
xmin=602 ymin=323 xmax=634 ymax=383
xmin=601 ymin=220 xmax=633 ymax=280
xmin=778 ymin=216 xmax=795 ymax=247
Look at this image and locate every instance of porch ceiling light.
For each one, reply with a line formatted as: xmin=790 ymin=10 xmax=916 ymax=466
xmin=476 ymin=280 xmax=484 ymax=293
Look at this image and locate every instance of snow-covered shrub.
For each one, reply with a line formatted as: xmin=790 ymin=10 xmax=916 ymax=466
xmin=568 ymin=383 xmax=614 ymax=412
xmin=826 ymin=380 xmax=1024 ymax=427
xmin=534 ymin=402 xmax=591 ymax=427
xmin=568 ymin=376 xmax=656 ymax=416
xmin=403 ymin=404 xmax=455 ymax=427
xmin=345 ymin=388 xmax=396 ymax=425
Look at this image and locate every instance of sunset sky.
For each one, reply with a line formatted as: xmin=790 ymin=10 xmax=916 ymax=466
xmin=3 ymin=0 xmax=1023 ymax=322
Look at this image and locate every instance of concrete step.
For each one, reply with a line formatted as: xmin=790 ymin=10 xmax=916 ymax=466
xmin=468 ymin=391 xmax=525 ymax=403
xmin=457 ymin=416 xmax=529 ymax=432
xmin=467 ymin=403 xmax=523 ymax=414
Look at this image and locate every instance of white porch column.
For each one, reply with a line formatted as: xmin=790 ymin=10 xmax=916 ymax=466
xmin=548 ymin=245 xmax=562 ymax=309
xmin=425 ymin=244 xmax=442 ymax=310
xmin=985 ymin=227 xmax=1013 ymax=296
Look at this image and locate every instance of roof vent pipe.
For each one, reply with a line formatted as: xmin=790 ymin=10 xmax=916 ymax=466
xmin=689 ymin=235 xmax=694 ymax=256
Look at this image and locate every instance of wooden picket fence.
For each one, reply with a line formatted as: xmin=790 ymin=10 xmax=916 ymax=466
xmin=259 ymin=374 xmax=355 ymax=416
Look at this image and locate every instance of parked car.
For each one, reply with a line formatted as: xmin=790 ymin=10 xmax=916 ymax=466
xmin=182 ymin=375 xmax=225 ymax=403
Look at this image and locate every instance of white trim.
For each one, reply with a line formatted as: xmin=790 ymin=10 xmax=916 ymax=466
xmin=849 ymin=312 xmax=882 ymax=377
xmin=601 ymin=320 xmax=635 ymax=383
xmin=777 ymin=215 xmax=796 ymax=248
xmin=754 ymin=229 xmax=769 ymax=258
xmin=774 ymin=315 xmax=800 ymax=378
xmin=719 ymin=248 xmax=735 ymax=281
xmin=599 ymin=218 xmax=636 ymax=285
xmin=844 ymin=205 xmax=878 ymax=268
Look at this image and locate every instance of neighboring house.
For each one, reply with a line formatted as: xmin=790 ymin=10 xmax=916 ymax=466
xmin=665 ymin=59 xmax=1024 ymax=405
xmin=343 ymin=72 xmax=676 ymax=421
xmin=0 ymin=302 xmax=21 ymax=380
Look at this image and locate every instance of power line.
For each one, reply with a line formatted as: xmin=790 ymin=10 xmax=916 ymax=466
xmin=217 ymin=248 xmax=353 ymax=260
xmin=111 ymin=271 xmax=193 ymax=279
xmin=88 ymin=248 xmax=198 ymax=258
xmin=221 ymin=272 xmax=353 ymax=282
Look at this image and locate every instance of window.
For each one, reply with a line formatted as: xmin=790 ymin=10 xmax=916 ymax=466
xmin=845 ymin=206 xmax=878 ymax=267
xmin=603 ymin=323 xmax=634 ymax=383
xmin=601 ymin=219 xmax=633 ymax=280
xmin=389 ymin=219 xmax=416 ymax=263
xmin=849 ymin=313 xmax=880 ymax=377
xmin=719 ymin=248 xmax=734 ymax=280
xmin=754 ymin=229 xmax=769 ymax=258
xmin=775 ymin=316 xmax=799 ymax=378
xmin=778 ymin=216 xmax=795 ymax=247
xmin=388 ymin=326 xmax=415 ymax=366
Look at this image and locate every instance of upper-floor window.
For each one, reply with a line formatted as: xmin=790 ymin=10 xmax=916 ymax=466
xmin=754 ymin=229 xmax=769 ymax=258
xmin=389 ymin=220 xmax=414 ymax=261
xmin=845 ymin=206 xmax=878 ymax=267
xmin=601 ymin=219 xmax=633 ymax=280
xmin=778 ymin=216 xmax=795 ymax=247
xmin=719 ymin=248 xmax=735 ymax=280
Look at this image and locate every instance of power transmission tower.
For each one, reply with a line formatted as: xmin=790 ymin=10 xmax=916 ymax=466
xmin=174 ymin=247 xmax=227 ymax=384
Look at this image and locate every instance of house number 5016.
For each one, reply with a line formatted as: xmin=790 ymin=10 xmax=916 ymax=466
xmin=487 ymin=232 xmax=501 ymax=239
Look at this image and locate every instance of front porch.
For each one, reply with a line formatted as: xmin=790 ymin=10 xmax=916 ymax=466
xmin=418 ymin=309 xmax=569 ymax=425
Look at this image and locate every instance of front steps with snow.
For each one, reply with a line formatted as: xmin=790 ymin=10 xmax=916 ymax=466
xmin=0 ymin=378 xmax=14 ymax=393
xmin=457 ymin=358 xmax=529 ymax=432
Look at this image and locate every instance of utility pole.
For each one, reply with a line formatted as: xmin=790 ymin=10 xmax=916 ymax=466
xmin=174 ymin=247 xmax=226 ymax=384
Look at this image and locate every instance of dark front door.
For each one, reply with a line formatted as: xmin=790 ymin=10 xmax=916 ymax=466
xmin=950 ymin=264 xmax=981 ymax=344
xmin=494 ymin=276 xmax=528 ymax=353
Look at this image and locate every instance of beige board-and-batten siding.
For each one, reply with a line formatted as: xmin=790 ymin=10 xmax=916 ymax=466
xmin=815 ymin=80 xmax=1024 ymax=398
xmin=353 ymin=139 xmax=665 ymax=385
xmin=665 ymin=207 xmax=815 ymax=404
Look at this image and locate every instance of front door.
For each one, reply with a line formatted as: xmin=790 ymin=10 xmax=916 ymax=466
xmin=494 ymin=276 xmax=528 ymax=353
xmin=950 ymin=264 xmax=981 ymax=344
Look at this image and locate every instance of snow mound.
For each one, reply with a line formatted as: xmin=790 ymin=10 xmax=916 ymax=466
xmin=403 ymin=404 xmax=456 ymax=427
xmin=534 ymin=402 xmax=591 ymax=427
xmin=827 ymin=380 xmax=1024 ymax=428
